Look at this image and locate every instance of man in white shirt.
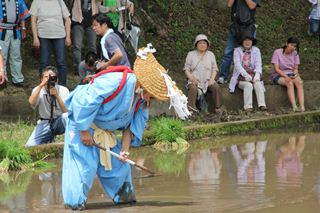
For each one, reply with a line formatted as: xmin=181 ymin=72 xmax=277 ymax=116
xmin=25 ymin=66 xmax=69 ymax=147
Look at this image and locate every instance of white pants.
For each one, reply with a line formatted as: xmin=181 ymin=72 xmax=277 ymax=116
xmin=238 ymin=81 xmax=266 ymax=109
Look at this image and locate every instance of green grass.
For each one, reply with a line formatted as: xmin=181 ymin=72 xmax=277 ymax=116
xmin=151 ymin=117 xmax=185 ymax=143
xmin=135 ymin=0 xmax=320 ymax=86
xmin=0 ymin=121 xmax=55 ymax=171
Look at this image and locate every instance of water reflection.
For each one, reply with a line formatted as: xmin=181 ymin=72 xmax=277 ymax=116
xmin=275 ymin=135 xmax=305 ymax=187
xmin=0 ymin=171 xmax=61 ymax=212
xmin=188 ymin=149 xmax=222 ymax=184
xmin=1 ymin=133 xmax=320 ymax=212
xmin=231 ymin=141 xmax=267 ymax=185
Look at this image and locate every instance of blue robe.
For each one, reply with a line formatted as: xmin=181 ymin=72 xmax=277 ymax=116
xmin=62 ymin=72 xmax=148 ymax=208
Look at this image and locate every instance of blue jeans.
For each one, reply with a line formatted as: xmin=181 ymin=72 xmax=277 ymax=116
xmin=219 ymin=29 xmax=256 ymax=80
xmin=72 ymin=25 xmax=96 ymax=72
xmin=219 ymin=31 xmax=237 ymax=80
xmin=25 ymin=114 xmax=67 ymax=147
xmin=39 ymin=38 xmax=67 ymax=86
xmin=310 ymin=19 xmax=320 ymax=34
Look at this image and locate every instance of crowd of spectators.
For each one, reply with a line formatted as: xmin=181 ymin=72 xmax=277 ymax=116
xmin=0 ymin=0 xmax=316 ymax=146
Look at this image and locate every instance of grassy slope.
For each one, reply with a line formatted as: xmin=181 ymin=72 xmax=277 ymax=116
xmin=135 ymin=0 xmax=320 ymax=87
xmin=16 ymin=0 xmax=319 ymax=93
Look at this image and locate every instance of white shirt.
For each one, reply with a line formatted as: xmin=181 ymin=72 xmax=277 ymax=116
xmin=31 ymin=85 xmax=69 ymax=119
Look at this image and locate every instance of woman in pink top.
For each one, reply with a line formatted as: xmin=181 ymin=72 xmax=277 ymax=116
xmin=271 ymin=37 xmax=305 ymax=112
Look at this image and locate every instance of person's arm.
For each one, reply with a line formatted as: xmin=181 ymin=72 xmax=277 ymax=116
xmin=49 ymin=87 xmax=68 ymax=113
xmin=124 ymin=0 xmax=134 ymax=15
xmin=29 ymin=77 xmax=48 ymax=107
xmin=245 ymin=0 xmax=257 ymax=10
xmin=184 ymin=53 xmax=199 ymax=86
xmin=227 ymin=0 xmax=235 ymax=8
xmin=121 ymin=127 xmax=132 ymax=154
xmin=0 ymin=54 xmax=4 ymax=85
xmin=98 ymin=4 xmax=115 ymax=13
xmin=208 ymin=53 xmax=218 ymax=85
xmin=234 ymin=48 xmax=252 ymax=81
xmin=98 ymin=49 xmax=123 ymax=70
xmin=64 ymin=17 xmax=72 ymax=47
xmin=273 ymin=64 xmax=291 ymax=81
xmin=31 ymin=16 xmax=40 ymax=48
xmin=20 ymin=21 xmax=26 ymax=40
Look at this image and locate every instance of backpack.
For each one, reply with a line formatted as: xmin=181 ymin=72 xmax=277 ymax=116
xmin=230 ymin=0 xmax=257 ymax=43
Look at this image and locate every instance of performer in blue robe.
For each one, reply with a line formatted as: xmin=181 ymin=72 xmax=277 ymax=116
xmin=62 ymin=67 xmax=148 ymax=210
xmin=62 ymin=46 xmax=190 ymax=210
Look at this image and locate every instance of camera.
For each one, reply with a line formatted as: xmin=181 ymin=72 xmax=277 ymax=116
xmin=48 ymin=74 xmax=57 ymax=88
xmin=47 ymin=71 xmax=58 ymax=95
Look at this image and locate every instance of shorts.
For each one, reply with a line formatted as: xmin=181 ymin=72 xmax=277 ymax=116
xmin=273 ymin=73 xmax=295 ymax=84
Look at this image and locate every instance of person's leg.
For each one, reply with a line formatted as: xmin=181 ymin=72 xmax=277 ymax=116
xmin=0 ymin=33 xmax=10 ymax=82
xmin=62 ymin=121 xmax=98 ymax=210
xmin=39 ymin=38 xmax=53 ymax=76
xmin=238 ymin=81 xmax=253 ymax=110
xmin=310 ymin=19 xmax=320 ymax=34
xmin=97 ymin=140 xmax=136 ymax=204
xmin=219 ymin=31 xmax=237 ymax=83
xmin=207 ymin=82 xmax=222 ymax=110
xmin=253 ymin=81 xmax=266 ymax=108
xmin=187 ymin=84 xmax=198 ymax=110
xmin=51 ymin=113 xmax=67 ymax=135
xmin=85 ymin=26 xmax=97 ymax=53
xmin=277 ymin=77 xmax=297 ymax=111
xmin=52 ymin=38 xmax=67 ymax=86
xmin=25 ymin=121 xmax=54 ymax=147
xmin=72 ymin=25 xmax=84 ymax=74
xmin=8 ymin=31 xmax=24 ymax=84
xmin=292 ymin=76 xmax=305 ymax=111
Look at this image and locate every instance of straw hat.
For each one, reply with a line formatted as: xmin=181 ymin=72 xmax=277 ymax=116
xmin=133 ymin=51 xmax=169 ymax=101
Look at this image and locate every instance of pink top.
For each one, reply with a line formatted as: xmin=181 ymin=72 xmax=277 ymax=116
xmin=271 ymin=48 xmax=300 ymax=79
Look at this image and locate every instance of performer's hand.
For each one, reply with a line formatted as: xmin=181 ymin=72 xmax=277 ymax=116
xmin=80 ymin=130 xmax=94 ymax=146
xmin=118 ymin=150 xmax=130 ymax=163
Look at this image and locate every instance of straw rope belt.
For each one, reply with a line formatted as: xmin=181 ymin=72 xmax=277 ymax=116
xmin=91 ymin=124 xmax=117 ymax=170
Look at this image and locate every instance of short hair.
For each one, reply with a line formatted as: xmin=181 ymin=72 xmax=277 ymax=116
xmin=92 ymin=13 xmax=114 ymax=29
xmin=41 ymin=66 xmax=58 ymax=78
xmin=85 ymin=51 xmax=99 ymax=67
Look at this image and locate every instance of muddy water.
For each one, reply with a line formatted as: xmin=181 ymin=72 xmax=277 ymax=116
xmin=1 ymin=131 xmax=320 ymax=213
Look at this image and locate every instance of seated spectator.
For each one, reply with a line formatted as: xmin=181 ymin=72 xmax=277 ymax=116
xmin=229 ymin=34 xmax=267 ymax=112
xmin=25 ymin=66 xmax=70 ymax=147
xmin=271 ymin=37 xmax=305 ymax=112
xmin=184 ymin=34 xmax=221 ymax=113
xmin=98 ymin=0 xmax=134 ymax=39
xmin=308 ymin=0 xmax=320 ymax=36
xmin=78 ymin=51 xmax=99 ymax=84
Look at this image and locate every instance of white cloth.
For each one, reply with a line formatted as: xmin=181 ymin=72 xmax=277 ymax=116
xmin=100 ymin=28 xmax=114 ymax=60
xmin=31 ymin=85 xmax=69 ymax=119
xmin=238 ymin=81 xmax=266 ymax=110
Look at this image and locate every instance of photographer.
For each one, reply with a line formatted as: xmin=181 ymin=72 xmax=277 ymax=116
xmin=78 ymin=51 xmax=99 ymax=84
xmin=25 ymin=66 xmax=69 ymax=147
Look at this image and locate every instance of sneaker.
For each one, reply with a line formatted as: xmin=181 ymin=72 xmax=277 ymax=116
xmin=259 ymin=106 xmax=268 ymax=111
xmin=217 ymin=77 xmax=226 ymax=84
xmin=244 ymin=108 xmax=253 ymax=112
xmin=12 ymin=82 xmax=24 ymax=87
